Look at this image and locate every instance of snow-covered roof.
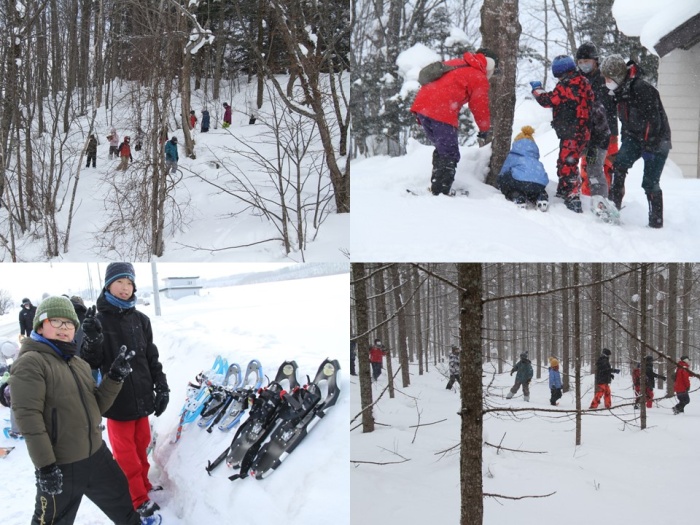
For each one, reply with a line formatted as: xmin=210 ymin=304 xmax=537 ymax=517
xmin=612 ymin=0 xmax=700 ymax=56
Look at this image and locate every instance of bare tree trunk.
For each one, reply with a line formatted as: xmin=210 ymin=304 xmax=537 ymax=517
xmin=390 ymin=265 xmax=410 ymax=388
xmin=591 ymin=264 xmax=602 ymax=364
xmin=640 ymin=264 xmax=648 ymax=429
xmin=352 ymin=263 xmax=375 ymax=433
xmin=562 ymin=264 xmax=571 ymax=392
xmin=373 ymin=266 xmax=395 ymax=399
xmin=666 ymin=264 xmax=678 ymax=395
xmin=573 ymin=264 xmax=582 ymax=445
xmin=681 ymin=264 xmax=692 ymax=359
xmin=458 ymin=264 xmax=483 ymax=525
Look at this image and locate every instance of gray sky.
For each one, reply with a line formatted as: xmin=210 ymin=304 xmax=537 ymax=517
xmin=1 ymin=262 xmax=293 ymax=304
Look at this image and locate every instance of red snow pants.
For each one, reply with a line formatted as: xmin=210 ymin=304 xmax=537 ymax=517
xmin=556 ymin=139 xmax=585 ymax=199
xmin=107 ymin=416 xmax=153 ymax=508
xmin=589 ymin=384 xmax=612 ymax=409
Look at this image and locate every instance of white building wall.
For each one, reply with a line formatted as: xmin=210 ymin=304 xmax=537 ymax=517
xmin=657 ymin=46 xmax=700 ymax=179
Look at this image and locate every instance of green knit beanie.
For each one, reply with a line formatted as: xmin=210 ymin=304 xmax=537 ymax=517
xmin=33 ymin=296 xmax=80 ymax=332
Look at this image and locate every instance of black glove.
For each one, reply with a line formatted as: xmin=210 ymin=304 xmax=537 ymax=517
xmin=610 ymin=374 xmax=615 ymax=380
xmin=0 ymin=383 xmax=9 ymax=408
xmin=82 ymin=306 xmax=103 ymax=345
xmin=659 ymin=375 xmax=667 ymax=381
xmin=510 ymin=370 xmax=514 ymax=376
xmin=108 ymin=346 xmax=135 ymax=382
xmin=477 ymin=130 xmax=493 ymax=147
xmin=154 ymin=382 xmax=170 ymax=417
xmin=36 ymin=464 xmax=63 ymax=495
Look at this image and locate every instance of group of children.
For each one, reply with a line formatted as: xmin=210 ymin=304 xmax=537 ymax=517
xmin=504 ymin=348 xmax=693 ymax=414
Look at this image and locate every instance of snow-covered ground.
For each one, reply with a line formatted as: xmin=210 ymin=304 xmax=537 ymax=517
xmin=351 ymin=98 xmax=700 ymax=262
xmin=351 ymin=356 xmax=696 ymax=524
xmin=0 ymin=271 xmax=350 ymax=524
xmin=2 ymin=77 xmax=349 ymax=263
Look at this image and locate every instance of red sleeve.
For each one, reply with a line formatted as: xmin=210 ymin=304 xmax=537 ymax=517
xmin=534 ymin=83 xmax=565 ymax=109
xmin=468 ymin=76 xmax=491 ymax=132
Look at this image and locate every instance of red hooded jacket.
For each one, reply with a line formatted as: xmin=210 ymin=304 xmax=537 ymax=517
xmin=369 ymin=345 xmax=386 ymax=363
xmin=674 ymin=360 xmax=691 ymax=393
xmin=410 ymin=52 xmax=491 ymax=131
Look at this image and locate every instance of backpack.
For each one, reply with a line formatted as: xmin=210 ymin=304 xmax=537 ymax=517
xmin=418 ymin=61 xmax=469 ymax=86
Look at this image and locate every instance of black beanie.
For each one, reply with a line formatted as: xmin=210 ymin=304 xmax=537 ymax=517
xmin=602 ymin=348 xmax=611 ymax=357
xmin=104 ymin=262 xmax=137 ymax=291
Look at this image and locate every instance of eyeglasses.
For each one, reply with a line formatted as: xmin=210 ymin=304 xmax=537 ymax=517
xmin=47 ymin=319 xmax=75 ymax=330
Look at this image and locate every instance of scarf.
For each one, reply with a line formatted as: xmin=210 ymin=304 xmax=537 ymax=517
xmin=104 ymin=290 xmax=137 ymax=310
xmin=30 ymin=332 xmax=78 ymax=361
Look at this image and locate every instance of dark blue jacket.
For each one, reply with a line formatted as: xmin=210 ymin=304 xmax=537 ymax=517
xmin=498 ymin=139 xmax=549 ymax=187
xmin=201 ymin=110 xmax=210 ymax=131
xmin=164 ymin=140 xmax=178 ymax=162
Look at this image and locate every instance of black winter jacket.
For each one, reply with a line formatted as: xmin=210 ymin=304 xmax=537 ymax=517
xmin=80 ymin=291 xmax=167 ymax=421
xmin=594 ymin=355 xmax=614 ymax=384
xmin=584 ymin=69 xmax=619 ymax=137
xmin=19 ymin=306 xmax=36 ymax=336
xmin=614 ymin=72 xmax=671 ymax=153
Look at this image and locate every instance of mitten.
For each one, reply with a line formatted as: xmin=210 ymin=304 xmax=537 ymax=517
xmin=154 ymin=382 xmax=170 ymax=417
xmin=529 ymin=80 xmax=543 ymax=91
xmin=108 ymin=346 xmax=135 ymax=383
xmin=36 ymin=464 xmax=63 ymax=495
xmin=82 ymin=306 xmax=103 ymax=345
xmin=477 ymin=130 xmax=493 ymax=148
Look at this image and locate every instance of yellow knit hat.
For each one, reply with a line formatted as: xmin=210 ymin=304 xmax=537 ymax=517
xmin=514 ymin=125 xmax=536 ymax=142
xmin=549 ymin=357 xmax=559 ymax=367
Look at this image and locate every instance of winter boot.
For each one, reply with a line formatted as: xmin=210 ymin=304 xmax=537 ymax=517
xmin=431 ymin=154 xmax=458 ymax=196
xmin=646 ymin=190 xmax=663 ymax=228
xmin=672 ymin=406 xmax=679 ymax=415
xmin=509 ymin=190 xmax=527 ymax=208
xmin=609 ymin=170 xmax=627 ymax=210
xmin=565 ymin=196 xmax=583 ymax=213
xmin=523 ymin=395 xmax=530 ymax=402
xmin=136 ymin=500 xmax=160 ymax=518
xmin=141 ymin=515 xmax=162 ymax=525
xmin=536 ymin=190 xmax=549 ymax=212
xmin=505 ymin=391 xmax=514 ymax=400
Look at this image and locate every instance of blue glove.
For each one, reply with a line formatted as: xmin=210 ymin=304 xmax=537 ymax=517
xmin=529 ymin=81 xmax=543 ymax=91
xmin=642 ymin=151 xmax=655 ymax=162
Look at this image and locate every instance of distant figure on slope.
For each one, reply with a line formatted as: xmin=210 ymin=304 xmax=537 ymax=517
xmin=116 ymin=136 xmax=133 ymax=171
xmin=410 ymin=48 xmax=497 ymax=196
xmin=633 ymin=355 xmax=666 ymax=409
xmin=672 ymin=355 xmax=691 ymax=415
xmin=189 ymin=110 xmax=197 ymax=131
xmin=548 ymin=357 xmax=562 ymax=406
xmin=248 ymin=100 xmax=258 ymax=125
xmin=85 ymin=134 xmax=98 ymax=168
xmin=600 ymin=54 xmax=671 ymax=228
xmin=107 ymin=128 xmax=119 ymax=159
xmin=222 ymin=102 xmax=232 ymax=128
xmin=134 ymin=128 xmax=144 ymax=152
xmin=164 ymin=137 xmax=179 ymax=174
xmin=201 ymin=109 xmax=210 ymax=132
xmin=530 ymin=55 xmax=594 ymax=213
xmin=506 ymin=352 xmax=533 ymax=401
xmin=19 ymin=298 xmax=37 ymax=338
xmin=589 ymin=348 xmax=620 ymax=409
xmin=446 ymin=345 xmax=460 ymax=389
xmin=369 ymin=339 xmax=387 ymax=382
xmin=497 ymin=125 xmax=549 ymax=211
xmin=350 ymin=337 xmax=357 ymax=376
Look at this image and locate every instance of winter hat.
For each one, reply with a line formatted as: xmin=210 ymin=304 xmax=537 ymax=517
xmin=602 ymin=348 xmax=612 ymax=357
xmin=451 ymin=345 xmax=459 ymax=352
xmin=600 ymin=54 xmax=627 ymax=85
xmin=575 ymin=42 xmax=599 ymax=61
xmin=514 ymin=125 xmax=536 ymax=142
xmin=552 ymin=55 xmax=576 ymax=78
xmin=104 ymin=262 xmax=136 ymax=290
xmin=33 ymin=296 xmax=80 ymax=332
xmin=476 ymin=48 xmax=499 ymax=77
xmin=171 ymin=136 xmax=178 ymax=143
xmin=520 ymin=352 xmax=528 ymax=360
xmin=681 ymin=355 xmax=690 ymax=363
xmin=21 ymin=298 xmax=32 ymax=307
xmin=549 ymin=357 xmax=559 ymax=367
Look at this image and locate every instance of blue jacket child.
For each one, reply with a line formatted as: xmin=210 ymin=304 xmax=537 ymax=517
xmin=498 ymin=126 xmax=550 ymax=210
xmin=549 ymin=357 xmax=562 ymax=406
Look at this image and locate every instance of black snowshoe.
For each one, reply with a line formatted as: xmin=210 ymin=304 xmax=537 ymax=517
xmin=250 ymin=358 xmax=341 ymax=480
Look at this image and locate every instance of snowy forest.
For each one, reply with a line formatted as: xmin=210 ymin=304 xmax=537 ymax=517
xmin=0 ymin=0 xmax=350 ymax=261
xmin=351 ymin=263 xmax=700 ymax=524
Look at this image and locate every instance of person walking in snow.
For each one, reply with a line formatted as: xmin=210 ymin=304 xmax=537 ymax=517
xmin=549 ymin=357 xmax=562 ymax=406
xmin=530 ymin=55 xmax=594 ymax=213
xmin=85 ymin=134 xmax=98 ymax=168
xmin=80 ymin=263 xmax=169 ymax=519
xmin=108 ymin=128 xmax=119 ymax=159
xmin=589 ymin=348 xmax=620 ymax=409
xmin=9 ymin=296 xmax=154 ymax=525
xmin=350 ymin=337 xmax=357 ymax=376
xmin=506 ymin=352 xmax=533 ymax=401
xmin=164 ymin=136 xmax=179 ymax=174
xmin=446 ymin=345 xmax=461 ymax=389
xmin=201 ymin=109 xmax=210 ymax=132
xmin=116 ymin=136 xmax=133 ymax=171
xmin=369 ymin=339 xmax=387 ymax=382
xmin=575 ymin=42 xmax=618 ymax=200
xmin=633 ymin=355 xmax=666 ymax=409
xmin=410 ymin=48 xmax=498 ymax=196
xmin=497 ymin=125 xmax=550 ymax=210
xmin=247 ymin=100 xmax=258 ymax=125
xmin=673 ymin=355 xmax=691 ymax=414
xmin=134 ymin=128 xmax=144 ymax=152
xmin=222 ymin=102 xmax=232 ymax=128
xmin=19 ymin=298 xmax=37 ymax=337
xmin=189 ymin=110 xmax=197 ymax=131
xmin=599 ymin=54 xmax=671 ymax=228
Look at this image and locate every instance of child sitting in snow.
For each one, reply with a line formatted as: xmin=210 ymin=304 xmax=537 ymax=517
xmin=497 ymin=126 xmax=550 ymax=211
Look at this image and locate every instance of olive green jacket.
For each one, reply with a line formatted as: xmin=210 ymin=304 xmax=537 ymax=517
xmin=9 ymin=337 xmax=122 ymax=468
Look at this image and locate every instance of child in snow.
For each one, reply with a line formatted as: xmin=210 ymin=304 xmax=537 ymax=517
xmin=164 ymin=136 xmax=179 ymax=174
xmin=222 ymin=102 xmax=232 ymax=128
xmin=201 ymin=109 xmax=210 ymax=132
xmin=410 ymin=49 xmax=497 ymax=196
xmin=80 ymin=263 xmax=169 ymax=519
xmin=189 ymin=110 xmax=197 ymax=130
xmin=673 ymin=355 xmax=691 ymax=414
xmin=633 ymin=355 xmax=666 ymax=409
xmin=548 ymin=357 xmax=562 ymax=405
xmin=86 ymin=134 xmax=98 ymax=168
xmin=116 ymin=136 xmax=133 ymax=171
xmin=108 ymin=128 xmax=119 ymax=159
xmin=506 ymin=352 xmax=533 ymax=401
xmin=530 ymin=55 xmax=594 ymax=213
xmin=589 ymin=348 xmax=620 ymax=409
xmin=497 ymin=125 xmax=549 ymax=210
xmin=446 ymin=345 xmax=460 ymax=389
xmin=9 ymin=296 xmax=152 ymax=525
xmin=369 ymin=339 xmax=387 ymax=381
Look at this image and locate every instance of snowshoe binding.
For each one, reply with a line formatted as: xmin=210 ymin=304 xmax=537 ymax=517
xmin=591 ymin=195 xmax=621 ymax=225
xmin=216 ymin=359 xmax=265 ymax=432
xmin=197 ymin=363 xmax=243 ymax=431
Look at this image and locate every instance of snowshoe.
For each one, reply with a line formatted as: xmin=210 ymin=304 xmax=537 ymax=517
xmin=0 ymin=446 xmax=15 ymax=458
xmin=591 ymin=195 xmax=621 ymax=225
xmin=197 ymin=363 xmax=242 ymax=430
xmin=141 ymin=514 xmax=162 ymax=525
xmin=250 ymin=358 xmax=341 ymax=479
xmin=3 ymin=427 xmax=23 ymax=440
xmin=565 ymin=197 xmax=583 ymax=213
xmin=216 ymin=359 xmax=266 ymax=432
xmin=180 ymin=357 xmax=229 ymax=425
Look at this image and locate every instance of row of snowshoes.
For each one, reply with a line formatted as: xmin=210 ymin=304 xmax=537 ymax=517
xmin=205 ymin=358 xmax=341 ymax=481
